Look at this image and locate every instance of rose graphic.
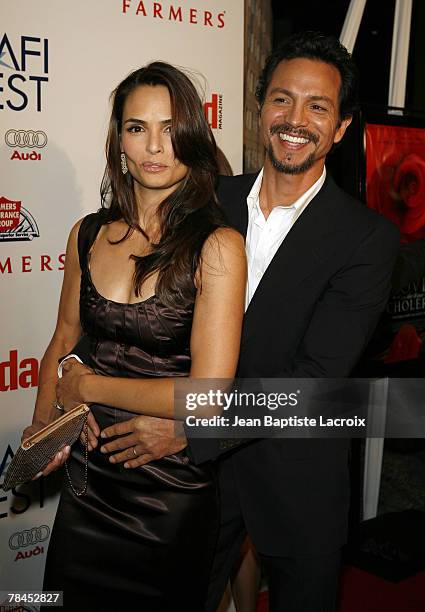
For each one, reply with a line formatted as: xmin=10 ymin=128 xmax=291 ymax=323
xmin=384 ymin=323 xmax=421 ymax=363
xmin=393 ymin=154 xmax=425 ymax=236
xmin=366 ymin=125 xmax=425 ymax=243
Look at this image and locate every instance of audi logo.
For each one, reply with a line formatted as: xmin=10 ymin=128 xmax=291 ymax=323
xmin=5 ymin=129 xmax=48 ymax=148
xmin=9 ymin=525 xmax=50 ymax=550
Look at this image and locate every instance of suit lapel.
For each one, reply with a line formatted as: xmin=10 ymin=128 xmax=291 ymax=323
xmin=217 ymin=173 xmax=257 ymax=238
xmin=218 ymin=174 xmax=348 ymax=343
xmin=228 ymin=193 xmax=249 ymax=237
xmin=243 ymin=176 xmax=346 ymax=331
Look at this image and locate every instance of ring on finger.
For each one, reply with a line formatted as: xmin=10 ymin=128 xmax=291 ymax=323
xmin=53 ymin=400 xmax=64 ymax=412
xmin=132 ymin=447 xmax=137 ymax=457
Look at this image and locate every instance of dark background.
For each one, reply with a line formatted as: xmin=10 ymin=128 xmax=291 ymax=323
xmin=271 ymin=0 xmax=425 ymax=112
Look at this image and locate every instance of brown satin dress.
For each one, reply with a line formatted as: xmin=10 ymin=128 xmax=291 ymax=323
xmin=43 ymin=213 xmax=219 ymax=611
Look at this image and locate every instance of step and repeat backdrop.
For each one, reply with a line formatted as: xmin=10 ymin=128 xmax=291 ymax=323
xmin=0 ymin=0 xmax=244 ymax=593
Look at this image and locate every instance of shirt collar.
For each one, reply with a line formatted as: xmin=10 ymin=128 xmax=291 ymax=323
xmin=247 ymin=169 xmax=264 ymax=216
xmin=247 ymin=166 xmax=327 ymax=215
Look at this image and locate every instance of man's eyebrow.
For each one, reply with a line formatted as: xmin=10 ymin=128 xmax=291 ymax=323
xmin=268 ymin=87 xmax=293 ymax=97
xmin=123 ymin=118 xmax=172 ymax=125
xmin=308 ymin=95 xmax=335 ymax=107
xmin=268 ymin=88 xmax=335 ymax=107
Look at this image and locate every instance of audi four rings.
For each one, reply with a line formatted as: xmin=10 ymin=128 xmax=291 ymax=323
xmin=5 ymin=130 xmax=48 ymax=148
xmin=9 ymin=525 xmax=50 ymax=550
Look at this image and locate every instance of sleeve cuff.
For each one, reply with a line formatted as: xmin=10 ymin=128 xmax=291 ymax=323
xmin=57 ymin=354 xmax=84 ymax=378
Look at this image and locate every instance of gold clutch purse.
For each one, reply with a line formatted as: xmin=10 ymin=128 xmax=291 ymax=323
xmin=2 ymin=404 xmax=90 ymax=494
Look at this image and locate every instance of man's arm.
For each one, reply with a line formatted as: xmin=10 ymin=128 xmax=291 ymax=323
xmin=113 ymin=217 xmax=400 ymax=466
xmin=186 ymin=217 xmax=400 ymax=463
xmin=275 ymin=218 xmax=400 ymax=378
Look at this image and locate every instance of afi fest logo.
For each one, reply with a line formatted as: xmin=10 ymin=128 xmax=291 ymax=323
xmin=121 ymin=1 xmax=226 ymax=28
xmin=0 ymin=33 xmax=49 ymax=112
xmin=5 ymin=128 xmax=47 ymax=161
xmin=204 ymin=93 xmax=223 ymax=130
xmin=0 ymin=197 xmax=39 ymax=241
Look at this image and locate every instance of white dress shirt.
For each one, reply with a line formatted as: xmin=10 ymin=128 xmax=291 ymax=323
xmin=245 ymin=167 xmax=326 ymax=307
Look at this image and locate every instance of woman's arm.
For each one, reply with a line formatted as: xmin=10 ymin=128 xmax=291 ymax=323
xmin=23 ymin=219 xmax=100 ymax=474
xmin=57 ymin=227 xmax=247 ymax=419
xmin=31 ymin=220 xmax=82 ymax=426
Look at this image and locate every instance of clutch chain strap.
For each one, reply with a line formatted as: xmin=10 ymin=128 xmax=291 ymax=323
xmin=64 ymin=420 xmax=89 ymax=497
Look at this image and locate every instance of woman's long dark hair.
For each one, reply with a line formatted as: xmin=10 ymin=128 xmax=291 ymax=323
xmin=100 ymin=62 xmax=226 ymax=307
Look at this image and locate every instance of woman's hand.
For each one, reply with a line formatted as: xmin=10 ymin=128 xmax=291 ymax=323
xmin=56 ymin=358 xmax=94 ymax=410
xmin=56 ymin=359 xmax=101 ymax=449
xmin=100 ymin=415 xmax=187 ymax=468
xmin=22 ymin=422 xmax=71 ymax=478
xmin=81 ymin=411 xmax=101 ymax=451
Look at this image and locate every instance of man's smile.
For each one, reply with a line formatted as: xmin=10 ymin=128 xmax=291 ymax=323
xmin=269 ymin=123 xmax=319 ymax=149
xmin=279 ymin=133 xmax=310 ymax=145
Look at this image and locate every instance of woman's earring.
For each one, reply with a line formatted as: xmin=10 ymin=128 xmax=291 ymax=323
xmin=121 ymin=153 xmax=128 ymax=175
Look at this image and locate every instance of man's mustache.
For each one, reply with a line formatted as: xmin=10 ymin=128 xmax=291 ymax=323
xmin=270 ymin=123 xmax=319 ymax=145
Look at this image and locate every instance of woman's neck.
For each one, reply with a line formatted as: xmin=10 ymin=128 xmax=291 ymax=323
xmin=133 ymin=185 xmax=164 ymax=237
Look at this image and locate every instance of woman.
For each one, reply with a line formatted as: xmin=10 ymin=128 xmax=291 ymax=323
xmin=26 ymin=62 xmax=246 ymax=611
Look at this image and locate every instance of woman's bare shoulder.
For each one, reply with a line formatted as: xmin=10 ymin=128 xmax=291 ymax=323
xmin=200 ymin=227 xmax=246 ymax=281
xmin=202 ymin=226 xmax=245 ymax=259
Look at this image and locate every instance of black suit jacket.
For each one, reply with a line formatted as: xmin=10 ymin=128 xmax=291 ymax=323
xmin=187 ymin=172 xmax=400 ymax=555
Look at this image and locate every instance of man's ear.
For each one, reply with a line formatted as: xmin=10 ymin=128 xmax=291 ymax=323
xmin=334 ymin=115 xmax=352 ymax=145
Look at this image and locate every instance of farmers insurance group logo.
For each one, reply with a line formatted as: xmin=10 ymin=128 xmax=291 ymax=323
xmin=0 ymin=33 xmax=49 ymax=112
xmin=121 ymin=1 xmax=226 ymax=28
xmin=5 ymin=129 xmax=47 ymax=161
xmin=0 ymin=197 xmax=39 ymax=241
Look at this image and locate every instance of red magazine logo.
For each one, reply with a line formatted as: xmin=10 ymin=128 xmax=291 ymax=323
xmin=0 ymin=197 xmax=39 ymax=242
xmin=204 ymin=93 xmax=223 ymax=130
xmin=121 ymin=1 xmax=226 ymax=28
xmin=0 ymin=350 xmax=39 ymax=392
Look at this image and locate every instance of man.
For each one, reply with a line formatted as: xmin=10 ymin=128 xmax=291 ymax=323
xmin=82 ymin=32 xmax=400 ymax=611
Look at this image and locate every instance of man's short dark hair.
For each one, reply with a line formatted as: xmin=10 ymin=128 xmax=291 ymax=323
xmin=256 ymin=31 xmax=358 ymax=121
